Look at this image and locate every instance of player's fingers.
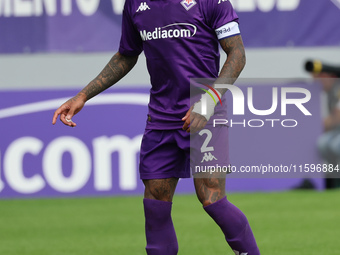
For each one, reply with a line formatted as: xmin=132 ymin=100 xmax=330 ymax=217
xmin=67 ymin=119 xmax=76 ymax=127
xmin=196 ymin=118 xmax=207 ymax=133
xmin=62 ymin=107 xmax=77 ymax=127
xmin=182 ymin=116 xmax=191 ymax=131
xmin=65 ymin=116 xmax=76 ymax=127
xmin=66 ymin=108 xmax=78 ymax=127
xmin=53 ymin=97 xmax=84 ymax=127
xmin=182 ymin=107 xmax=192 ymax=121
xmin=52 ymin=106 xmax=68 ymax=125
xmin=57 ymin=104 xmax=76 ymax=127
xmin=187 ymin=116 xmax=200 ymax=133
xmin=60 ymin=113 xmax=76 ymax=127
xmin=52 ymin=108 xmax=62 ymax=125
xmin=189 ymin=114 xmax=207 ymax=133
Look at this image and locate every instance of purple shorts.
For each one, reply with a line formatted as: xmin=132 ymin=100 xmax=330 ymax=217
xmin=139 ymin=125 xmax=229 ymax=180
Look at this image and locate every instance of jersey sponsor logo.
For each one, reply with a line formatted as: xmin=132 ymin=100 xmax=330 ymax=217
xmin=136 ymin=2 xmax=150 ymax=12
xmin=201 ymin=152 xmax=217 ymax=163
xmin=140 ymin=23 xmax=197 ymax=41
xmin=218 ymin=0 xmax=228 ymax=4
xmin=180 ymin=0 xmax=197 ymax=11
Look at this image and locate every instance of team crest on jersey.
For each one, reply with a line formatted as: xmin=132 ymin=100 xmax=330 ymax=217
xmin=180 ymin=0 xmax=197 ymax=11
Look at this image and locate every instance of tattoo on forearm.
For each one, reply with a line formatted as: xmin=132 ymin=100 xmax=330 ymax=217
xmin=216 ymin=35 xmax=246 ymax=91
xmin=79 ymin=53 xmax=138 ymax=101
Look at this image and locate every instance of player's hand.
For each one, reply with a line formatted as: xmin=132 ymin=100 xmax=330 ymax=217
xmin=182 ymin=106 xmax=207 ymax=133
xmin=52 ymin=94 xmax=86 ymax=127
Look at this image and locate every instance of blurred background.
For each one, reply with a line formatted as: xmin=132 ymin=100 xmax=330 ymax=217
xmin=1 ymin=0 xmax=340 ymax=198
xmin=1 ymin=0 xmax=340 ymax=89
xmin=1 ymin=1 xmax=340 ymax=254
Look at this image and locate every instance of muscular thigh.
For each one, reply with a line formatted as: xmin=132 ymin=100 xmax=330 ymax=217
xmin=143 ymin=178 xmax=179 ymax=202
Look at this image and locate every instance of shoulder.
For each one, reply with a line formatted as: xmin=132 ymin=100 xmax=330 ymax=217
xmin=123 ymin=0 xmax=137 ymax=13
xmin=198 ymin=0 xmax=239 ymax=29
xmin=198 ymin=0 xmax=236 ymax=11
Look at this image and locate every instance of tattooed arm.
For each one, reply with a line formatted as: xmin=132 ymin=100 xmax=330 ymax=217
xmin=52 ymin=52 xmax=138 ymax=127
xmin=215 ymin=34 xmax=246 ymax=94
xmin=182 ymin=35 xmax=245 ymax=133
xmin=79 ymin=52 xmax=138 ymax=101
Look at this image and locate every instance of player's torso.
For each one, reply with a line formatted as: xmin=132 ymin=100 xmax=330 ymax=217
xmin=129 ymin=0 xmax=219 ymax=61
xmin=126 ymin=0 xmax=225 ymax=129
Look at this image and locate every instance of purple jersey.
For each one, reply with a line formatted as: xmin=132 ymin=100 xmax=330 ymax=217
xmin=119 ymin=0 xmax=239 ymax=129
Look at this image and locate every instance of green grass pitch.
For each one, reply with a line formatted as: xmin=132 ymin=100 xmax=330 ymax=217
xmin=0 ymin=190 xmax=339 ymax=255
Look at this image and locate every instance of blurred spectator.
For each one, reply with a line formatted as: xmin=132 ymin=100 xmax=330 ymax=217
xmin=307 ymin=60 xmax=340 ymax=189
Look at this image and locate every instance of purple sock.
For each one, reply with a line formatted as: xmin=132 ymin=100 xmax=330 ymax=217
xmin=143 ymin=198 xmax=178 ymax=255
xmin=204 ymin=196 xmax=260 ymax=255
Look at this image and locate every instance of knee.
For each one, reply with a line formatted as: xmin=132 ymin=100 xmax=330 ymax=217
xmin=143 ymin=178 xmax=178 ymax=202
xmin=145 ymin=187 xmax=172 ymax=201
xmin=195 ymin=178 xmax=225 ymax=207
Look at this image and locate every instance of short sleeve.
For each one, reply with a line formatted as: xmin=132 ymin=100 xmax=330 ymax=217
xmin=203 ymin=0 xmax=240 ymax=40
xmin=119 ymin=0 xmax=143 ymax=56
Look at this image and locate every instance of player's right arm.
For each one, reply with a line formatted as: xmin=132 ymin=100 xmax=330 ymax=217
xmin=52 ymin=52 xmax=138 ymax=127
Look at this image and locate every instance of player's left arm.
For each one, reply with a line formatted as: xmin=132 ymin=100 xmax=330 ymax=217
xmin=182 ymin=34 xmax=245 ymax=133
xmin=215 ymin=34 xmax=246 ymax=94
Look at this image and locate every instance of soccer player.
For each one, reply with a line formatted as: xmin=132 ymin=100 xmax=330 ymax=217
xmin=52 ymin=0 xmax=260 ymax=254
